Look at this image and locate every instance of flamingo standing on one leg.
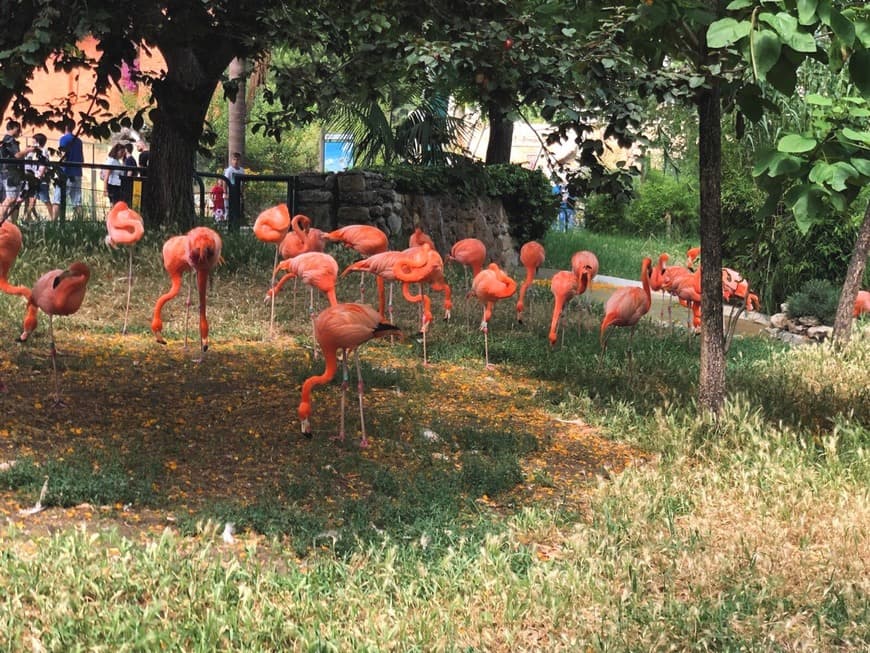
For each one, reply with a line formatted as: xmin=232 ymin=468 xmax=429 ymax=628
xmin=516 ymin=241 xmax=545 ymax=323
xmin=472 ymin=263 xmax=518 ymax=369
xmin=298 ymin=303 xmax=401 ymax=447
xmin=254 ymin=204 xmax=292 ymax=337
xmin=105 ymin=201 xmax=145 ymax=335
xmin=151 ymin=227 xmax=222 ymax=359
xmin=548 ymin=270 xmax=590 ymax=347
xmin=409 ymin=226 xmax=435 ymax=250
xmin=600 ymin=257 xmax=652 ymax=366
xmin=22 ymin=262 xmax=90 ymax=404
xmin=447 ymin=238 xmax=486 ymax=290
xmin=324 ymin=224 xmax=389 ymax=301
xmin=266 ymin=251 xmax=339 ymax=357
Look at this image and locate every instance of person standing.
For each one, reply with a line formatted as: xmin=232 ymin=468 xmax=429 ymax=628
xmin=102 ymin=143 xmax=126 ymax=205
xmin=0 ymin=120 xmax=38 ymax=225
xmin=222 ymin=151 xmax=244 ymax=223
xmin=24 ymin=133 xmax=52 ymax=221
xmin=52 ymin=118 xmax=84 ymax=220
xmin=136 ymin=139 xmax=150 ymax=169
xmin=210 ymin=179 xmax=226 ymax=225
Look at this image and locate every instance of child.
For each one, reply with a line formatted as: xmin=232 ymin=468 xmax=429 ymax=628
xmin=210 ymin=180 xmax=225 ymax=224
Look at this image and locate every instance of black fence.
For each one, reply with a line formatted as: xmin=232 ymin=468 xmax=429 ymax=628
xmin=1 ymin=157 xmax=297 ymax=230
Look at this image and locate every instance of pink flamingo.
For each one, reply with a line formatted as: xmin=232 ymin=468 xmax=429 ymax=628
xmin=409 ymin=226 xmax=435 ymax=250
xmin=649 ymin=253 xmax=670 ymax=320
xmin=254 ymin=204 xmax=292 ymax=337
xmin=472 ymin=263 xmax=518 ymax=369
xmin=324 ymin=224 xmax=389 ymax=301
xmin=548 ymin=270 xmax=590 ymax=347
xmin=342 ymin=250 xmax=407 ymax=321
xmin=298 ymin=303 xmax=400 ymax=447
xmin=393 ymin=244 xmax=446 ymax=364
xmin=1 ymin=221 xmax=31 ymax=305
xmin=516 ymin=241 xmax=545 ymax=323
xmin=855 ymin=290 xmax=870 ymax=318
xmin=151 ymin=227 xmax=222 ymax=359
xmin=22 ymin=262 xmax=90 ymax=403
xmin=600 ymin=257 xmax=652 ymax=363
xmin=447 ymin=238 xmax=487 ymax=289
xmin=104 ymin=201 xmax=145 ymax=334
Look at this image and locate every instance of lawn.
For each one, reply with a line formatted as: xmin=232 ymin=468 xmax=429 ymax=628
xmin=0 ymin=220 xmax=867 ymax=651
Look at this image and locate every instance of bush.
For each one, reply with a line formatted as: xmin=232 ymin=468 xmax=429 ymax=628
xmin=786 ymin=279 xmax=840 ymax=325
xmin=625 ymin=170 xmax=699 ymax=238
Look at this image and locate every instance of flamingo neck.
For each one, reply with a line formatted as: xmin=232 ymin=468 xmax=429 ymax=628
xmin=299 ymin=348 xmax=339 ymax=420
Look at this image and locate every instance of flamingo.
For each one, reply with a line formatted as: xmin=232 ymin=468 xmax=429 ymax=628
xmin=0 ymin=221 xmax=31 ymax=303
xmin=151 ymin=227 xmax=222 ymax=358
xmin=570 ymin=250 xmax=599 ymax=282
xmin=671 ymin=265 xmax=701 ymax=330
xmin=278 ymin=213 xmax=325 ymax=259
xmin=21 ymin=262 xmax=90 ymax=404
xmin=516 ymin=241 xmax=545 ymax=323
xmin=267 ymin=251 xmax=339 ymax=357
xmin=298 ymin=303 xmax=401 ymax=447
xmin=472 ymin=262 xmax=517 ymax=369
xmin=649 ymin=253 xmax=669 ymax=320
xmin=341 ymin=250 xmax=407 ymax=321
xmin=855 ymin=290 xmax=870 ymax=318
xmin=600 ymin=257 xmax=652 ymax=363
xmin=687 ymin=246 xmax=701 ymax=269
xmin=324 ymin=224 xmax=389 ymax=301
xmin=409 ymin=226 xmax=435 ymax=250
xmin=548 ymin=270 xmax=590 ymax=347
xmin=447 ymin=238 xmax=486 ymax=288
xmin=254 ymin=204 xmax=292 ymax=337
xmin=104 ymin=201 xmax=144 ymax=335
xmin=393 ymin=244 xmax=446 ymax=365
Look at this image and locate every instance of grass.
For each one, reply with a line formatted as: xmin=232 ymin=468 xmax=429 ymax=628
xmin=0 ymin=220 xmax=868 ymax=650
xmin=542 ymin=228 xmax=697 ymax=278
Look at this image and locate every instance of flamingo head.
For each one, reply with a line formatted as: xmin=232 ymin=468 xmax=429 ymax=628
xmin=56 ymin=261 xmax=91 ymax=286
xmin=188 ymin=235 xmax=218 ymax=268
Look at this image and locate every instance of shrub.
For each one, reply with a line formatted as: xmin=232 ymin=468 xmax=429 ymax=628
xmin=625 ymin=170 xmax=699 ymax=238
xmin=582 ymin=192 xmax=629 ymax=233
xmin=786 ymin=279 xmax=840 ymax=325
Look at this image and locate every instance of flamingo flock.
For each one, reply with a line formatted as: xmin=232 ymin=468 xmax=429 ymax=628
xmin=8 ymin=201 xmax=863 ymax=446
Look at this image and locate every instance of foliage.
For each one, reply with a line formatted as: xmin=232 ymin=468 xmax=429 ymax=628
xmin=785 ymin=279 xmax=841 ymax=325
xmin=625 ymin=170 xmax=699 ymax=238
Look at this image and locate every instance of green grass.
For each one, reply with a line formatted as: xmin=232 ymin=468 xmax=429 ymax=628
xmin=0 ymin=221 xmax=868 ymax=651
xmin=543 ymin=228 xmax=697 ymax=278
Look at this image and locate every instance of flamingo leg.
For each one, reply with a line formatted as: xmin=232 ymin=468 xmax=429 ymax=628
xmin=48 ymin=314 xmax=62 ymax=406
xmin=359 ymin=271 xmax=366 ymax=302
xmin=183 ymin=281 xmax=192 ymax=351
xmin=388 ymin=282 xmax=395 ymax=344
xmin=122 ymin=246 xmax=134 ymax=335
xmin=481 ymin=312 xmax=492 ymax=370
xmin=309 ymin=286 xmax=318 ymax=360
xmin=334 ymin=350 xmax=349 ymax=443
xmin=268 ymin=245 xmax=279 ymax=339
xmin=355 ymin=350 xmax=369 ymax=448
xmin=151 ymin=270 xmax=185 ymax=345
xmin=194 ymin=268 xmax=210 ymax=362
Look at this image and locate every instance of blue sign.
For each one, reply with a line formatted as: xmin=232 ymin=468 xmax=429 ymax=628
xmin=323 ymin=134 xmax=354 ymax=172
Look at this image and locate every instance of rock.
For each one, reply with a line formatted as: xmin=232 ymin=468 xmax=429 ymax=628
xmin=807 ymin=325 xmax=833 ymax=341
xmin=779 ymin=331 xmax=811 ymax=346
xmin=790 ymin=323 xmax=808 ymax=335
xmin=798 ymin=315 xmax=821 ymax=327
xmin=770 ymin=313 xmax=789 ymax=329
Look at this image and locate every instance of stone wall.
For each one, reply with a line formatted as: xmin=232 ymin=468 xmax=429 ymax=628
xmin=295 ymin=171 xmax=519 ymax=267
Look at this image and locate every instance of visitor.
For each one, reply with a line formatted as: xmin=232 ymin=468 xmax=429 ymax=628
xmin=136 ymin=139 xmax=150 ymax=168
xmin=101 ymin=143 xmax=126 ymax=206
xmin=0 ymin=120 xmax=39 ymax=225
xmin=223 ymin=152 xmax=244 ymax=223
xmin=210 ymin=179 xmax=226 ymax=225
xmin=23 ymin=133 xmax=52 ymax=221
xmin=51 ymin=118 xmax=84 ymax=220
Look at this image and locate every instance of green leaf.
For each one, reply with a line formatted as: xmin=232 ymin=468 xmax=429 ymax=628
xmin=726 ymin=0 xmax=753 ymax=9
xmin=786 ymin=185 xmax=824 ymax=233
xmin=770 ymin=154 xmax=804 ymax=177
xmin=826 ymin=10 xmax=855 ymax=47
xmin=778 ymin=133 xmax=817 ymax=153
xmin=561 ymin=28 xmax=576 ymax=37
xmin=707 ymin=18 xmax=751 ymax=48
xmin=856 ymin=21 xmax=870 ymax=48
xmin=850 ymin=157 xmax=870 ymax=177
xmin=808 ymin=161 xmax=859 ymax=191
xmin=752 ymin=29 xmax=782 ymax=76
xmin=766 ymin=55 xmax=798 ymax=95
xmin=842 ymin=127 xmax=870 ymax=145
xmin=849 ymin=49 xmax=870 ymax=99
xmin=805 ymin=93 xmax=833 ymax=105
xmin=797 ymin=0 xmax=819 ymax=25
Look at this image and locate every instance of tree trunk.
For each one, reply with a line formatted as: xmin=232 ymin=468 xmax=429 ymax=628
xmin=832 ymin=199 xmax=870 ymax=342
xmin=227 ymin=57 xmax=247 ymax=163
xmin=485 ymin=101 xmax=513 ymax=165
xmin=697 ymin=80 xmax=726 ymax=415
xmin=142 ymin=45 xmax=235 ymax=230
